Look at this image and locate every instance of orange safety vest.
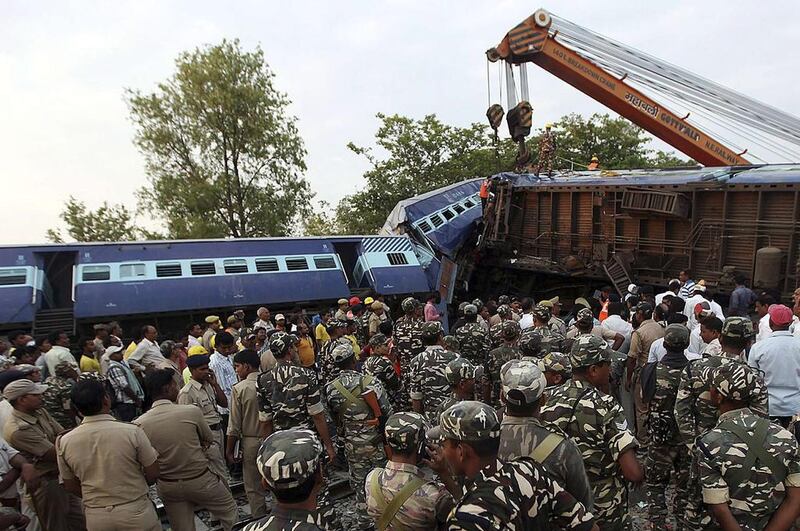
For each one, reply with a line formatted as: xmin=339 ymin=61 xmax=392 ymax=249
xmin=599 ymin=300 xmax=609 ymax=322
xmin=479 ymin=180 xmax=490 ymax=199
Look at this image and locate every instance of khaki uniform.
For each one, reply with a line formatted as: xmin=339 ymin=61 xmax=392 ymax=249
xmin=628 ymin=319 xmax=665 ymax=443
xmin=56 ymin=414 xmax=159 ymax=531
xmin=228 ymin=372 xmax=267 ymax=518
xmin=135 ymin=400 xmax=237 ymax=531
xmin=4 ymin=408 xmax=85 ymax=531
xmin=178 ymin=378 xmax=229 ymax=481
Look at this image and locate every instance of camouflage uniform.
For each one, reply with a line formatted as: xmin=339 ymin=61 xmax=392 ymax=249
xmin=41 ymin=361 xmax=77 ymax=429
xmin=534 ymin=127 xmax=557 ymax=176
xmin=696 ymin=362 xmax=800 ymax=531
xmin=484 ymin=321 xmax=522 ymax=406
xmin=409 ymin=322 xmax=459 ymax=424
xmin=244 ymin=429 xmax=325 ymax=531
xmin=498 ymin=359 xmax=594 ymax=511
xmin=641 ymin=325 xmax=692 ymax=529
xmin=441 ymin=401 xmax=595 ymax=530
xmin=442 ymin=335 xmax=460 ymax=353
xmin=540 ymin=335 xmax=638 ymax=530
xmin=454 ymin=305 xmax=491 ymax=367
xmin=435 ymin=357 xmax=480 ymax=423
xmin=365 ymin=412 xmax=455 ymax=530
xmin=393 ymin=298 xmax=425 ymax=411
xmin=318 ymin=334 xmax=350 ymax=387
xmin=538 ymin=351 xmax=572 ymax=392
xmin=675 ymin=317 xmax=768 ymax=529
xmin=363 ymin=334 xmax=402 ymax=412
xmin=520 ymin=323 xmax=564 ymax=359
xmin=325 ymin=347 xmax=391 ymax=529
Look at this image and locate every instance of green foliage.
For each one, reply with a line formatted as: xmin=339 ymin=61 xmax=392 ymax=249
xmin=337 ymin=112 xmax=692 ymax=235
xmin=46 ymin=197 xmax=146 ymax=243
xmin=126 ymin=39 xmax=311 ymax=239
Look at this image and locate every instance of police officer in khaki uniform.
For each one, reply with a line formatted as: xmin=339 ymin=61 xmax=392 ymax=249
xmin=135 ymin=368 xmax=237 ymax=531
xmin=178 ymin=353 xmax=230 ymax=481
xmin=3 ymin=379 xmax=86 ymax=531
xmin=56 ymin=378 xmax=159 ymax=530
xmin=226 ymin=349 xmax=267 ymax=518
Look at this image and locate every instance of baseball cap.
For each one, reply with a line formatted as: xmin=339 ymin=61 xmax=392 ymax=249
xmin=205 ymin=315 xmax=220 ymax=324
xmin=439 ymin=400 xmax=500 ymax=442
xmin=330 ymin=343 xmax=355 ymax=364
xmin=3 ymin=379 xmax=47 ymax=401
xmin=226 ymin=315 xmax=239 ymax=325
xmin=497 ymin=305 xmax=512 ymax=318
xmin=636 ymin=301 xmax=654 ymax=315
xmin=269 ymin=332 xmax=295 ymax=356
xmin=575 ymin=307 xmax=594 ymax=326
xmin=401 ymin=297 xmax=419 ymax=313
xmin=445 ymin=357 xmax=479 ymax=385
xmin=384 ymin=412 xmax=429 ymax=453
xmin=663 ymin=324 xmax=690 ymax=351
xmin=275 ymin=314 xmax=286 ymax=322
xmin=501 ymin=359 xmax=547 ymax=405
xmin=257 ymin=429 xmax=323 ymax=489
xmin=106 ymin=345 xmax=124 ymax=356
xmin=533 ymin=304 xmax=552 ymax=321
xmin=519 ymin=331 xmax=543 ymax=357
xmin=337 ymin=298 xmax=348 ymax=306
xmin=538 ymin=351 xmax=571 ymax=377
xmin=500 ymin=320 xmax=521 ymax=340
xmin=463 ymin=304 xmax=478 ymax=316
xmin=442 ymin=335 xmax=460 ymax=352
xmin=420 ymin=321 xmax=443 ymax=340
xmin=711 ymin=362 xmax=759 ymax=403
xmin=569 ymin=335 xmax=611 ymax=368
xmin=768 ymin=304 xmax=794 ymax=326
xmin=721 ymin=316 xmax=755 ymax=340
xmin=186 ymin=354 xmax=210 ymax=368
xmin=0 ymin=370 xmax=26 ymax=391
xmin=368 ymin=333 xmax=390 ymax=347
xmin=349 ymin=296 xmax=361 ymax=306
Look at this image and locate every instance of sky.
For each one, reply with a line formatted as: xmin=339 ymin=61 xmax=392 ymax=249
xmin=2 ymin=0 xmax=799 ymax=244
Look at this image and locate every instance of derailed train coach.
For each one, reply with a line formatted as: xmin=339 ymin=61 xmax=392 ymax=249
xmin=0 ymin=235 xmax=434 ymax=336
xmin=470 ymin=164 xmax=800 ymax=301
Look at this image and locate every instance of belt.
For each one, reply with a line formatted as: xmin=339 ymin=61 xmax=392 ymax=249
xmin=208 ymin=423 xmax=221 ymax=431
xmin=159 ymin=468 xmax=209 ymax=483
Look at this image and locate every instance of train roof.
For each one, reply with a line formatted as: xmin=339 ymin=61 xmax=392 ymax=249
xmin=496 ymin=163 xmax=800 ymax=189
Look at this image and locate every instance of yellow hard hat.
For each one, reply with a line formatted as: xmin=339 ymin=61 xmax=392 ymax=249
xmin=545 ymin=122 xmax=553 ymax=128
xmin=364 ymin=297 xmax=375 ymax=305
xmin=187 ymin=345 xmax=208 ymax=357
xmin=591 ymin=155 xmax=599 ymax=162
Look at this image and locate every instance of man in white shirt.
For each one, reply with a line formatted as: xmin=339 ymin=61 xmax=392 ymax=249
xmin=252 ymin=307 xmax=274 ymax=332
xmin=44 ymin=331 xmax=78 ymax=376
xmin=655 ymin=279 xmax=681 ymax=306
xmin=208 ymin=332 xmax=238 ymax=418
xmin=602 ymin=301 xmax=633 ymax=354
xmin=186 ymin=323 xmax=203 ymax=349
xmin=518 ymin=298 xmax=534 ymax=330
xmin=748 ymin=304 xmax=800 ymax=427
xmin=127 ymin=325 xmax=164 ymax=372
xmin=699 ymin=316 xmax=723 ymax=356
xmin=754 ymin=293 xmax=776 ymax=343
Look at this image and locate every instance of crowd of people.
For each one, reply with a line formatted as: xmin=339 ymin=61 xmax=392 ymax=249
xmin=1 ymin=271 xmax=800 ymax=530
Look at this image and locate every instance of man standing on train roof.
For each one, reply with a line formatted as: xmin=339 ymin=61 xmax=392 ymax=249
xmin=534 ymin=122 xmax=557 ymax=177
xmin=203 ymin=315 xmax=222 ymax=352
xmin=587 ymin=155 xmax=600 ymax=170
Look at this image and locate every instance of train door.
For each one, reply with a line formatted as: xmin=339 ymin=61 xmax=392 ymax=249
xmin=331 ymin=241 xmax=361 ymax=289
xmin=32 ymin=251 xmax=77 ymax=336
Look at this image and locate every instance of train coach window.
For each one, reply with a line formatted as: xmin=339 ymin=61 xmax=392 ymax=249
xmin=255 ymin=258 xmax=279 ymax=272
xmin=430 ymin=215 xmax=444 ymax=228
xmin=313 ymin=256 xmax=336 ymax=269
xmin=286 ymin=257 xmax=309 ymax=271
xmin=416 ymin=220 xmax=433 ymax=233
xmin=442 ymin=209 xmax=455 ymax=221
xmin=452 ymin=204 xmax=465 ymax=214
xmin=156 ymin=263 xmax=183 ymax=277
xmin=387 ymin=252 xmax=409 ymax=266
xmin=82 ymin=265 xmax=110 ymax=282
xmin=223 ymin=259 xmax=249 ymax=274
xmin=120 ymin=263 xmax=146 ymax=279
xmin=463 ymin=198 xmax=476 ymax=208
xmin=0 ymin=268 xmax=27 ymax=286
xmin=190 ymin=261 xmax=216 ymax=276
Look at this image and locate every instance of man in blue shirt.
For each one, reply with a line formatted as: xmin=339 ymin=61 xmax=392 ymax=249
xmin=678 ymin=270 xmax=695 ymax=299
xmin=728 ymin=274 xmax=756 ymax=317
xmin=748 ymin=304 xmax=800 ymax=427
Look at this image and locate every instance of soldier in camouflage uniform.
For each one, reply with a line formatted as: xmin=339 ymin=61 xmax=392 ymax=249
xmin=409 ymin=321 xmax=459 ymax=424
xmin=244 ymin=429 xmax=326 ymax=531
xmin=675 ymin=316 xmax=768 ymax=530
xmin=695 ymin=362 xmax=800 ymax=531
xmin=440 ymin=400 xmax=596 ymax=530
xmin=483 ymin=320 xmax=522 ymax=406
xmin=534 ymin=122 xmax=557 ymax=177
xmin=325 ymin=343 xmax=391 ymax=530
xmin=41 ymin=360 xmax=78 ymax=429
xmin=488 ymin=304 xmax=514 ymax=348
xmin=257 ymin=334 xmax=340 ymax=529
xmin=436 ymin=357 xmax=480 ymax=422
xmin=498 ymin=359 xmax=594 ymax=510
xmin=454 ymin=304 xmax=491 ymax=371
xmin=365 ymin=412 xmax=457 ymax=530
xmin=538 ymin=350 xmax=572 ymax=391
xmin=640 ymin=324 xmax=693 ymax=529
xmin=362 ymin=333 xmax=402 ymax=412
xmin=540 ymin=335 xmax=642 ymax=530
xmin=520 ymin=307 xmax=565 ymax=358
xmin=318 ymin=323 xmax=351 ymax=388
xmin=540 ymin=297 xmax=567 ymax=335
xmin=393 ymin=297 xmax=424 ymax=411
xmin=442 ymin=335 xmax=460 ymax=354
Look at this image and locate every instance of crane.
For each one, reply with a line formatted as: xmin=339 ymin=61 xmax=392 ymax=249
xmin=487 ymin=9 xmax=800 ymax=166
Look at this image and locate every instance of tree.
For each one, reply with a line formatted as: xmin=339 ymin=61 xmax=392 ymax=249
xmin=126 ymin=39 xmax=311 ymax=239
xmin=338 ymin=112 xmax=692 ymax=234
xmin=46 ymin=197 xmax=145 ymax=243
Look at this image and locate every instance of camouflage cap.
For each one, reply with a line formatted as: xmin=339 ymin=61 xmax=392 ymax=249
xmin=711 ymin=362 xmax=759 ymax=403
xmin=440 ymin=400 xmax=500 ymax=441
xmin=472 ymin=298 xmax=483 ymax=309
xmin=402 ymin=297 xmax=419 ymax=313
xmin=331 ymin=343 xmax=355 ymax=364
xmin=426 ymin=425 xmax=445 ymax=446
xmin=569 ymin=335 xmax=611 ymax=368
xmin=54 ymin=361 xmax=78 ymax=378
xmin=457 ymin=302 xmax=468 ymax=315
xmin=538 ymin=351 xmax=571 ymax=377
xmin=442 ymin=335 xmax=460 ymax=352
xmin=498 ymin=295 xmax=511 ymax=305
xmin=420 ymin=321 xmax=444 ymax=340
xmin=636 ymin=301 xmax=654 ymax=315
xmin=256 ymin=429 xmax=322 ymax=489
xmin=368 ymin=333 xmax=390 ymax=348
xmin=445 ymin=357 xmax=479 ymax=385
xmin=501 ymin=359 xmax=548 ymax=406
xmin=532 ymin=304 xmax=552 ymax=321
xmin=500 ymin=320 xmax=521 ymax=340
xmin=519 ymin=330 xmax=543 ymax=357
xmin=721 ymin=316 xmax=755 ymax=340
xmin=497 ymin=304 xmax=512 ymax=318
xmin=269 ymin=332 xmax=296 ymax=356
xmin=384 ymin=412 xmax=429 ymax=453
xmin=463 ymin=304 xmax=478 ymax=316
xmin=663 ymin=324 xmax=690 ymax=351
xmin=575 ymin=307 xmax=594 ymax=326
